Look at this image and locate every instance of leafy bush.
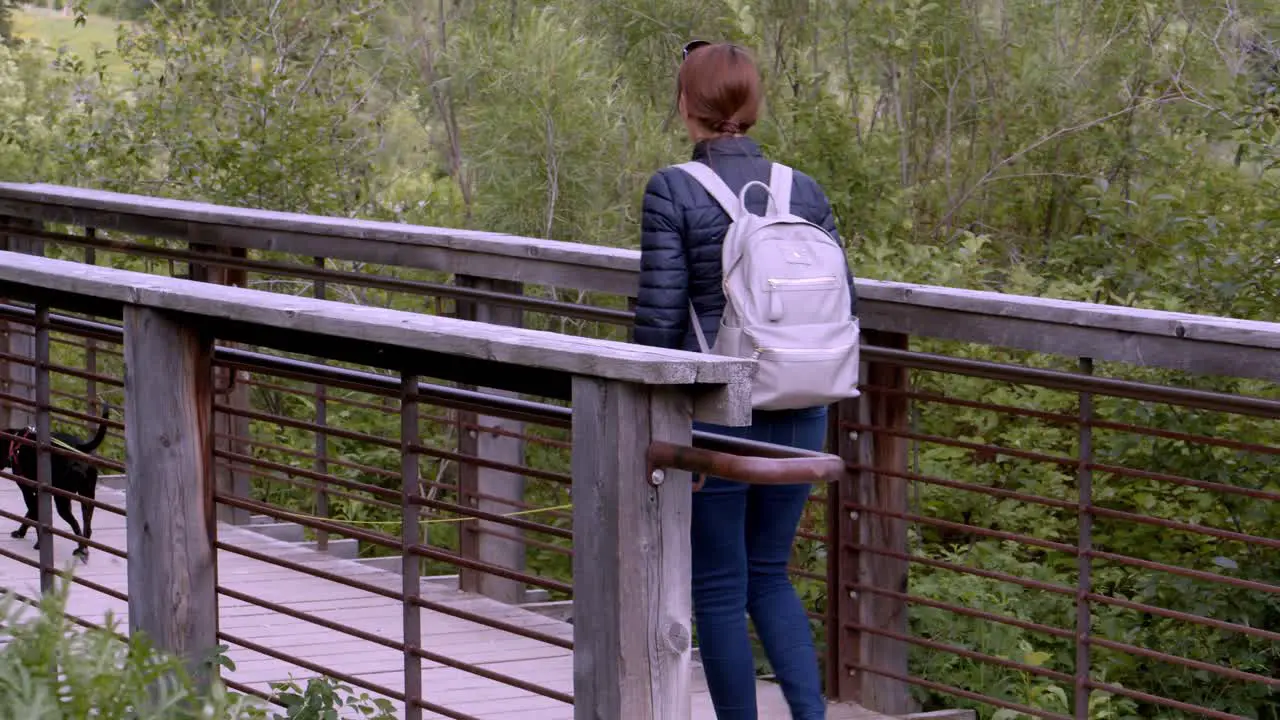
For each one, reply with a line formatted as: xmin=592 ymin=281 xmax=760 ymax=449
xmin=0 ymin=1 xmax=15 ymax=43
xmin=4 ymin=0 xmax=1278 ymax=717
xmin=0 ymin=578 xmax=395 ymax=719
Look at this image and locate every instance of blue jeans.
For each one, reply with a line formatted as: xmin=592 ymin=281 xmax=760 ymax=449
xmin=692 ymin=405 xmax=828 ymax=720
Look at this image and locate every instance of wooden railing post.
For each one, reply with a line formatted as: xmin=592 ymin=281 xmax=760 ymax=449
xmin=34 ymin=304 xmax=54 ymax=592
xmin=400 ymin=371 xmax=423 ymax=720
xmin=850 ymin=330 xmax=912 ymax=713
xmin=454 ymin=275 xmax=527 ymax=603
xmin=83 ymin=237 xmax=98 ymax=420
xmin=189 ymin=231 xmax=251 ymax=525
xmin=313 ymin=258 xmax=330 ymax=550
xmin=0 ymin=218 xmax=42 ymax=430
xmin=123 ymin=306 xmax=218 ymax=689
xmin=827 ymin=395 xmax=859 ymax=700
xmin=571 ymin=377 xmax=693 ymax=720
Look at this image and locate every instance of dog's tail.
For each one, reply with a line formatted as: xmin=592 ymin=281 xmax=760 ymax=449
xmin=74 ymin=402 xmax=112 ymax=454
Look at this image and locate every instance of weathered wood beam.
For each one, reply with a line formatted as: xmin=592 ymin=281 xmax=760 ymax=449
xmin=455 ymin=275 xmax=528 ymax=604
xmin=852 ymin=330 xmax=912 ymax=714
xmin=189 ymin=229 xmax=252 ymax=526
xmin=123 ymin=305 xmax=218 ymax=690
xmin=571 ymin=378 xmax=693 ymax=720
xmin=2 ymin=183 xmax=1277 ymax=381
xmin=0 ymin=217 xmax=42 ymax=429
xmin=0 ymin=252 xmax=753 ymax=425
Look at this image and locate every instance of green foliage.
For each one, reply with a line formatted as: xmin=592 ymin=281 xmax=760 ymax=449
xmin=4 ymin=1 xmax=1279 ymax=718
xmin=441 ymin=4 xmax=661 ymax=244
xmin=0 ymin=0 xmax=16 ymax=43
xmin=0 ymin=579 xmax=396 ymax=719
xmin=0 ymin=578 xmax=246 ymax=718
xmin=7 ymin=5 xmax=133 ymax=79
xmin=266 ymin=677 xmax=396 ymax=720
xmin=83 ymin=0 xmax=153 ymax=21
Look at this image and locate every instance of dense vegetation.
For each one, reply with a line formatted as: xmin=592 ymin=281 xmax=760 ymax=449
xmin=0 ymin=581 xmax=396 ymax=718
xmin=2 ymin=1 xmax=1277 ymax=718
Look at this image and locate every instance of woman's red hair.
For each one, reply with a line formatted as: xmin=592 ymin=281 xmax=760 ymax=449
xmin=678 ymin=43 xmax=762 ymax=135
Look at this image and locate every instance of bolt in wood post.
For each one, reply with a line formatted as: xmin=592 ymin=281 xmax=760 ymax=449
xmin=571 ymin=377 xmax=693 ymax=720
xmin=124 ymin=306 xmax=218 ymax=690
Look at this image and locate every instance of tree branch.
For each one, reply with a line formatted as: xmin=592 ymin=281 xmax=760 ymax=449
xmin=935 ymin=94 xmax=1179 ymax=233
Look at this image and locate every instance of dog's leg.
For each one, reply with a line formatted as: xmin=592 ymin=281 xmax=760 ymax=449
xmin=12 ymin=487 xmax=36 ymax=540
xmin=72 ymin=468 xmax=99 ymax=563
xmin=79 ymin=471 xmax=97 ymax=556
xmin=81 ymin=496 xmax=96 ymax=542
xmin=54 ymin=495 xmax=89 ymax=561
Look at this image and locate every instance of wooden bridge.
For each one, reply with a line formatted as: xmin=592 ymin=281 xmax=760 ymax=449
xmin=0 ymin=480 xmax=884 ymax=718
xmin=0 ymin=184 xmax=1276 ymax=720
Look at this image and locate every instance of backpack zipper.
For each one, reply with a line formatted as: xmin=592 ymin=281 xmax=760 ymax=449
xmin=768 ymin=275 xmax=838 ymax=289
xmin=767 ymin=276 xmax=838 ymax=320
xmin=754 ymin=343 xmax=856 ymax=356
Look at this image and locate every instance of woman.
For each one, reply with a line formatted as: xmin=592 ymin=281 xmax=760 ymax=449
xmin=633 ymin=41 xmax=855 ymax=720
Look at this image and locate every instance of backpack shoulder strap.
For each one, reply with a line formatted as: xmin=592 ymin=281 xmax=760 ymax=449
xmin=687 ymin=300 xmax=711 ymax=353
xmin=674 ymin=162 xmax=741 ymax=217
xmin=769 ymin=163 xmax=793 ymax=216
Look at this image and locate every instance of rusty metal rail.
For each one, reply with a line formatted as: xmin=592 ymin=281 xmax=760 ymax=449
xmin=826 ymin=344 xmax=1279 ymax=720
xmin=0 ymin=294 xmax=855 ymax=716
xmin=648 ymin=440 xmax=845 ymax=486
xmin=0 ymin=222 xmax=633 ymax=326
xmin=4 ymin=303 xmax=1277 ymax=719
xmin=3 ymin=205 xmax=1277 ymax=720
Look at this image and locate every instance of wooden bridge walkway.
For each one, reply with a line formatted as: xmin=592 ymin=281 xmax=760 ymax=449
xmin=0 ymin=481 xmax=885 ymax=719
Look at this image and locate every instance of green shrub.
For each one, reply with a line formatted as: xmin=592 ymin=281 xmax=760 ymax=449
xmin=0 ymin=576 xmax=395 ymax=719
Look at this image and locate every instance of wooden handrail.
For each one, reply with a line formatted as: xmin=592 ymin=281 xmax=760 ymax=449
xmin=0 ymin=251 xmax=753 ymax=425
xmin=647 ymin=440 xmax=846 ymax=486
xmin=2 ymin=182 xmax=1278 ymax=380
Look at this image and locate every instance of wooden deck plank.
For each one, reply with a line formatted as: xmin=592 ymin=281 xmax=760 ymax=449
xmin=0 ymin=482 xmax=889 ymax=719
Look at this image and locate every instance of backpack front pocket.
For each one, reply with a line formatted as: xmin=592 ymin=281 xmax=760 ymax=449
xmin=752 ymin=339 xmax=861 ymax=410
xmin=764 ymin=275 xmax=842 ymax=321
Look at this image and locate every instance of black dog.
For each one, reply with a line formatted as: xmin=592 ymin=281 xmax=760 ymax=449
xmin=3 ymin=403 xmax=111 ymax=562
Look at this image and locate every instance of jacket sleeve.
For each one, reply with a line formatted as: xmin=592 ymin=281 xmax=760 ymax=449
xmin=634 ymin=170 xmax=690 ymax=349
xmin=817 ymin=194 xmax=859 ymax=317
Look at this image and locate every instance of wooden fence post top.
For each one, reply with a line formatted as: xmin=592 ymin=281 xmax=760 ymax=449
xmin=0 ymin=252 xmax=754 ymax=424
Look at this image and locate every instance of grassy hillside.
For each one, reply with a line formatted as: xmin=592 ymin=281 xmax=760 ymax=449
xmin=12 ymin=5 xmax=130 ymax=77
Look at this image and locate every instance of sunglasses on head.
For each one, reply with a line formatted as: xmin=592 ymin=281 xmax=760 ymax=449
xmin=682 ymin=40 xmax=710 ymax=60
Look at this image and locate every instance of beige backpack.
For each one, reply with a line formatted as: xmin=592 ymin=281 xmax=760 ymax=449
xmin=676 ymin=161 xmax=861 ymax=411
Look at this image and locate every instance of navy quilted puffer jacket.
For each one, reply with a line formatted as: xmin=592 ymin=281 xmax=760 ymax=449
xmin=634 ymin=135 xmax=856 ymax=351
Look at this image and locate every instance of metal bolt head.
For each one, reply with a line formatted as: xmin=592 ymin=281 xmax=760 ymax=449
xmin=650 ymin=469 xmax=666 ymax=486
xmin=848 ymin=431 xmax=858 ymax=441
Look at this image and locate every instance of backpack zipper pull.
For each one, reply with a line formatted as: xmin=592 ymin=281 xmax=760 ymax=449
xmin=768 ymin=280 xmax=783 ymax=321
